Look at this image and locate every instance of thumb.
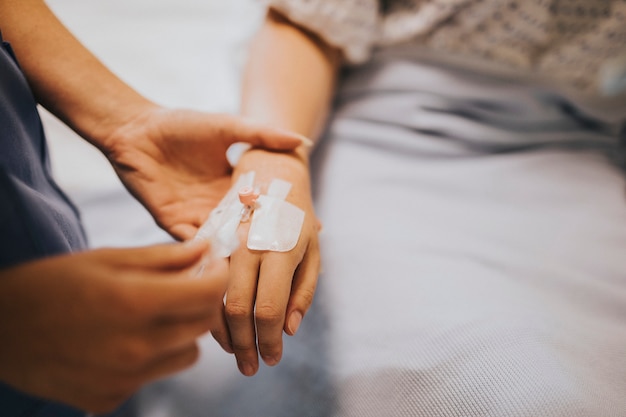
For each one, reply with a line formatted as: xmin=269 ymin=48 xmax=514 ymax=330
xmin=113 ymin=240 xmax=210 ymax=271
xmin=222 ymin=115 xmax=313 ymax=151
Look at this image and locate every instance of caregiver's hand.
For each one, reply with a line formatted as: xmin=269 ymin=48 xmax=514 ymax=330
xmin=101 ymin=105 xmax=307 ymax=240
xmin=210 ymin=148 xmax=321 ymax=376
xmin=0 ymin=240 xmax=227 ymax=414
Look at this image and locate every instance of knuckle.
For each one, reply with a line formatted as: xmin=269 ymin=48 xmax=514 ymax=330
xmin=254 ymin=303 xmax=284 ymax=326
xmin=232 ymin=342 xmax=257 ymax=358
xmin=230 ymin=340 xmax=255 ymax=354
xmin=295 ymin=287 xmax=316 ymax=308
xmin=224 ymin=300 xmax=252 ymax=323
xmin=257 ymin=340 xmax=281 ymax=357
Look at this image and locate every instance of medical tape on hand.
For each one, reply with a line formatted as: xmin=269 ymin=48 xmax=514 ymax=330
xmin=193 ymin=171 xmax=305 ymax=258
xmin=246 ymin=179 xmax=304 ymax=252
xmin=193 ymin=171 xmax=255 ymax=258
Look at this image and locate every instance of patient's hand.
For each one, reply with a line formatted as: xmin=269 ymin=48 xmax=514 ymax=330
xmin=102 ymin=106 xmax=305 ymax=240
xmin=0 ymin=241 xmax=227 ymax=414
xmin=210 ymin=148 xmax=321 ymax=376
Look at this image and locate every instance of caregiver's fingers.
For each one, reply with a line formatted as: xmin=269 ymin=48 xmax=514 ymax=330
xmin=224 ymin=250 xmax=260 ymax=376
xmin=135 ymin=343 xmax=201 ymax=384
xmin=168 ymin=223 xmax=199 ymax=242
xmin=145 ymin=257 xmax=229 ymax=321
xmin=147 ymin=313 xmax=219 ymax=356
xmin=114 ymin=240 xmax=209 ymax=270
xmin=219 ymin=115 xmax=312 ymax=151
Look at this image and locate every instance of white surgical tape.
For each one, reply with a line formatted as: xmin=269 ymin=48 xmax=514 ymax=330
xmin=193 ymin=171 xmax=305 ymax=259
xmin=247 ymin=179 xmax=304 ymax=252
xmin=193 ymin=171 xmax=255 ymax=258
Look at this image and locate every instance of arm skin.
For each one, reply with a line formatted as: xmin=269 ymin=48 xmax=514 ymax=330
xmin=241 ymin=8 xmax=341 ymax=142
xmin=209 ymin=9 xmax=342 ymax=377
xmin=0 ymin=0 xmax=306 ymax=240
xmin=0 ymin=0 xmax=153 ymax=149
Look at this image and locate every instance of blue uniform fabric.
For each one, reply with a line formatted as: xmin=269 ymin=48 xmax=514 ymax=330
xmin=0 ymin=30 xmax=88 ymax=417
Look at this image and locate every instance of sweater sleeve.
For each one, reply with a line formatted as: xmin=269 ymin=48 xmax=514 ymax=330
xmin=261 ymin=0 xmax=381 ymax=64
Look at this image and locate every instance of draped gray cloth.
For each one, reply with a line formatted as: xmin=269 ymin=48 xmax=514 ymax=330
xmin=311 ymin=57 xmax=626 ymax=416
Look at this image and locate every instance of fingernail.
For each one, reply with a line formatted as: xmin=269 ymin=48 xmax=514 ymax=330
xmin=239 ymin=361 xmax=255 ymax=377
xmin=296 ymin=135 xmax=314 ymax=147
xmin=262 ymin=355 xmax=280 ymax=366
xmin=287 ymin=311 xmax=303 ymax=335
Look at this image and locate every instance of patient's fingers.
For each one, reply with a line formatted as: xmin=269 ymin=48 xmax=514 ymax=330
xmin=210 ymin=305 xmax=233 ymax=354
xmin=284 ymin=241 xmax=320 ymax=336
xmin=147 ymin=315 xmax=216 ymax=355
xmin=255 ymin=253 xmax=297 ymax=365
xmin=224 ymin=250 xmax=260 ymax=376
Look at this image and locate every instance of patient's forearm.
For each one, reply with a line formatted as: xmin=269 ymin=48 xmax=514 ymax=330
xmin=241 ymin=8 xmax=341 ymax=145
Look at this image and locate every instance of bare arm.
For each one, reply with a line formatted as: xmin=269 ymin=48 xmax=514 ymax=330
xmin=241 ymin=9 xmax=341 ymax=142
xmin=0 ymin=0 xmax=152 ymax=150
